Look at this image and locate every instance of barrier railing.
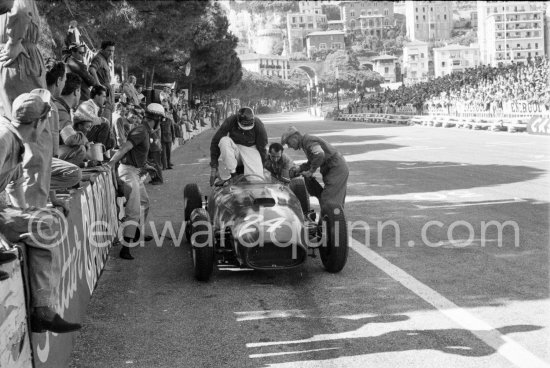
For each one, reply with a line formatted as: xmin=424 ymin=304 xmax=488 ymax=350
xmin=1 ymin=170 xmax=120 ymax=368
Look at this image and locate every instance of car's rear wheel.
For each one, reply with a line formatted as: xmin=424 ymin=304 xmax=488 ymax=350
xmin=190 ymin=208 xmax=214 ymax=281
xmin=289 ymin=177 xmax=310 ymax=215
xmin=184 ymin=183 xmax=202 ymax=243
xmin=319 ymin=203 xmax=348 ymax=273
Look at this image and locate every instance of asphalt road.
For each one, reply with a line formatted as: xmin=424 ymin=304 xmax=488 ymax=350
xmin=70 ymin=112 xmax=550 ymax=368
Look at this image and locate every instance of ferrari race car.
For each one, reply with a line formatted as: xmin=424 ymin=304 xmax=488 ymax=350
xmin=183 ymin=174 xmax=349 ymax=281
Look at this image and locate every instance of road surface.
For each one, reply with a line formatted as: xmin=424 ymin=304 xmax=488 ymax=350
xmin=71 ymin=111 xmax=550 ymax=368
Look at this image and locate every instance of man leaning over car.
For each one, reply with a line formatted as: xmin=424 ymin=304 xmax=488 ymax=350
xmin=209 ymin=107 xmax=268 ymax=186
xmin=281 ymin=126 xmax=349 ymax=211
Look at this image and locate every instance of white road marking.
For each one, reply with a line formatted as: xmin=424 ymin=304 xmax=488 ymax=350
xmin=235 ymin=309 xmax=307 ymax=321
xmin=397 ymin=163 xmax=467 ymax=170
xmin=414 ymin=198 xmax=526 ymax=209
xmin=349 ymin=238 xmax=550 ymax=368
xmin=249 ymin=347 xmax=340 ymax=359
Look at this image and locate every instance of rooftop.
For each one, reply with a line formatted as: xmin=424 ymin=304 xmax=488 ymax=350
xmin=371 ymin=54 xmax=398 ymax=61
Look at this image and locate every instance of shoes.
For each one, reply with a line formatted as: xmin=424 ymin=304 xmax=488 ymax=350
xmin=0 ymin=270 xmax=8 ymax=281
xmin=31 ymin=307 xmax=81 ymax=333
xmin=119 ymin=246 xmax=134 ymax=260
xmin=0 ymin=251 xmax=17 ymax=265
xmin=167 ymin=165 xmax=173 ymax=170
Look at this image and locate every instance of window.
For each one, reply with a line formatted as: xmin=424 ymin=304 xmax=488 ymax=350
xmin=444 ymin=14 xmax=447 ymax=20
xmin=384 ymin=8 xmax=388 ymax=16
xmin=430 ymin=23 xmax=434 ymax=29
xmin=437 ymin=14 xmax=440 ymax=20
xmin=442 ymin=62 xmax=446 ymax=67
xmin=535 ymin=43 xmax=538 ymax=49
xmin=517 ymin=52 xmax=521 ymax=57
xmin=351 ymin=10 xmax=355 ymax=17
xmin=421 ymin=53 xmax=424 ymax=58
xmin=384 ymin=67 xmax=389 ymax=73
xmin=423 ymin=15 xmax=426 ymax=21
xmin=453 ymin=60 xmax=460 ymax=66
xmin=384 ymin=19 xmax=389 ymax=26
xmin=416 ymin=15 xmax=418 ymax=20
xmin=430 ymin=7 xmax=433 ymax=12
xmin=416 ymin=23 xmax=419 ymax=29
xmin=319 ymin=43 xmax=327 ymax=49
xmin=423 ymin=7 xmax=425 ymax=12
xmin=361 ymin=10 xmax=365 ymax=16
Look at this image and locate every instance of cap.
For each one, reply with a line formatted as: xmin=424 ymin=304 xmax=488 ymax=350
xmin=281 ymin=126 xmax=299 ymax=145
xmin=12 ymin=89 xmax=51 ymax=125
xmin=237 ymin=106 xmax=255 ymax=130
xmin=74 ymin=102 xmax=99 ymax=124
xmin=145 ymin=103 xmax=165 ymax=118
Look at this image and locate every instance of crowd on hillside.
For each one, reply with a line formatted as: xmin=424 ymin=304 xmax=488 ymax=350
xmin=345 ymin=56 xmax=550 ymax=115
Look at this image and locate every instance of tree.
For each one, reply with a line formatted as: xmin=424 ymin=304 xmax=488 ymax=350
xmin=37 ymin=1 xmax=241 ymax=94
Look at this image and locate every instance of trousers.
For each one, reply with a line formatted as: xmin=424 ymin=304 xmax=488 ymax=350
xmin=0 ymin=207 xmax=61 ymax=308
xmin=218 ymin=136 xmax=263 ymax=180
xmin=117 ymin=164 xmax=150 ymax=239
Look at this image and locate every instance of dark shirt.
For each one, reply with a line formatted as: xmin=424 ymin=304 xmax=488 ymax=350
xmin=123 ymin=123 xmax=151 ymax=168
xmin=299 ymin=134 xmax=342 ymax=174
xmin=66 ymin=55 xmax=96 ymax=101
xmin=89 ymin=51 xmax=112 ymax=97
xmin=210 ymin=114 xmax=268 ymax=168
xmin=160 ymin=117 xmax=174 ymax=143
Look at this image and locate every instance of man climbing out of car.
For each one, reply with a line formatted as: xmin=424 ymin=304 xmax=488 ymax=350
xmin=209 ymin=107 xmax=268 ymax=186
xmin=264 ymin=142 xmax=295 ymax=184
xmin=281 ymin=126 xmax=349 ymax=210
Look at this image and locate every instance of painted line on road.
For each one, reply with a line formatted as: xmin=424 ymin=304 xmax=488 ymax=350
xmin=349 ymin=238 xmax=550 ymax=368
xmin=414 ymin=198 xmax=526 ymax=209
xmin=249 ymin=347 xmax=340 ymax=359
xmin=397 ymin=163 xmax=467 ymax=170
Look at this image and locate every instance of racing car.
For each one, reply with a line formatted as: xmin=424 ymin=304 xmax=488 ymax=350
xmin=183 ymin=174 xmax=348 ymax=281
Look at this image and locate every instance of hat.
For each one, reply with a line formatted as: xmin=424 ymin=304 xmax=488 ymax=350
xmin=74 ymin=102 xmax=100 ymax=124
xmin=11 ymin=89 xmax=51 ymax=125
xmin=281 ymin=126 xmax=299 ymax=145
xmin=237 ymin=106 xmax=255 ymax=130
xmin=145 ymin=103 xmax=165 ymax=118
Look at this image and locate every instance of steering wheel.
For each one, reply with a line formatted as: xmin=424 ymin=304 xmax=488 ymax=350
xmin=234 ymin=174 xmax=266 ymax=184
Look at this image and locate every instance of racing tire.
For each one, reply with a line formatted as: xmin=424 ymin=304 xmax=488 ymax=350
xmin=289 ymin=177 xmax=310 ymax=215
xmin=190 ymin=208 xmax=215 ymax=281
xmin=319 ymin=203 xmax=348 ymax=273
xmin=184 ymin=183 xmax=202 ymax=222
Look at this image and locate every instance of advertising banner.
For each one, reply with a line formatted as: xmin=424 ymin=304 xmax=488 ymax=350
xmin=504 ymin=101 xmax=547 ymax=114
xmin=32 ymin=171 xmax=119 ymax=368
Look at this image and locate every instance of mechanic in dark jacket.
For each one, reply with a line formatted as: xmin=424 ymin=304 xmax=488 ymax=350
xmin=209 ymin=107 xmax=268 ymax=186
xmin=281 ymin=126 xmax=349 ymax=210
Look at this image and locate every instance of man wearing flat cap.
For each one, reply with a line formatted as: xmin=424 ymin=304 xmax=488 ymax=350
xmin=209 ymin=106 xmax=268 ymax=186
xmin=0 ymin=89 xmax=81 ymax=333
xmin=105 ymin=103 xmax=165 ymax=260
xmin=281 ymin=126 xmax=349 ymax=210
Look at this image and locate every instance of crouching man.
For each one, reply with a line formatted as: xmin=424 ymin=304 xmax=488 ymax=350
xmin=281 ymin=126 xmax=349 ymax=210
xmin=264 ymin=142 xmax=295 ymax=184
xmin=0 ymin=90 xmax=81 ymax=333
xmin=209 ymin=107 xmax=268 ymax=186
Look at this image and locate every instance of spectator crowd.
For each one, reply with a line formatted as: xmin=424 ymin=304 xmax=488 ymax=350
xmin=345 ymin=56 xmax=550 ymax=116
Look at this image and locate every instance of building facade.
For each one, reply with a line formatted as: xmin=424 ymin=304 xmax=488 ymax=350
xmin=339 ymin=1 xmax=394 ymax=36
xmin=306 ymin=31 xmax=345 ymax=58
xmin=433 ymin=44 xmax=480 ymax=77
xmin=286 ymin=12 xmax=328 ymax=54
xmin=239 ymin=53 xmax=291 ymax=80
xmin=403 ymin=40 xmax=432 ymax=85
xmin=478 ymin=1 xmax=546 ymax=66
xmin=371 ymin=54 xmax=398 ymax=83
xmin=405 ymin=1 xmax=453 ymax=41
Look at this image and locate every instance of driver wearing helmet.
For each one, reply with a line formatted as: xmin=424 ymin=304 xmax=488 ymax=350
xmin=209 ymin=106 xmax=268 ymax=186
xmin=105 ymin=102 xmax=165 ymax=260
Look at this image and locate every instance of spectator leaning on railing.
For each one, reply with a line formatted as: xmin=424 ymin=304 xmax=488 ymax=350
xmin=0 ymin=90 xmax=81 ymax=333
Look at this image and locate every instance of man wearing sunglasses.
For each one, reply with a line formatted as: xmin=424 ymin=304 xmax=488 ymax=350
xmin=65 ymin=43 xmax=96 ymax=101
xmin=209 ymin=106 xmax=268 ymax=186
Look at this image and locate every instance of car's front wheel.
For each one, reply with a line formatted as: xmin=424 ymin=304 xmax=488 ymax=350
xmin=184 ymin=183 xmax=202 ymax=243
xmin=319 ymin=203 xmax=348 ymax=273
xmin=190 ymin=208 xmax=214 ymax=281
